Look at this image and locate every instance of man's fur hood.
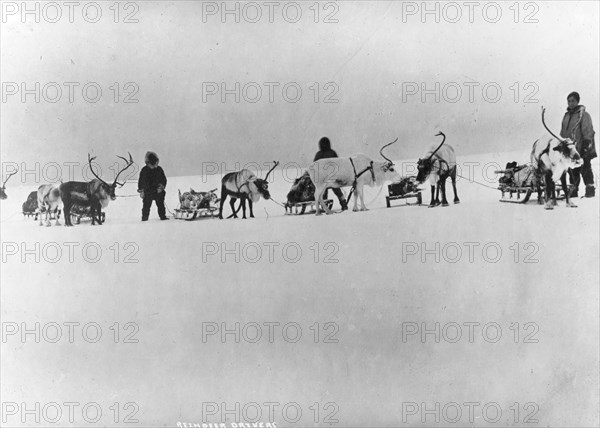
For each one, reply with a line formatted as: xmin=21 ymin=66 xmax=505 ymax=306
xmin=145 ymin=151 xmax=159 ymax=167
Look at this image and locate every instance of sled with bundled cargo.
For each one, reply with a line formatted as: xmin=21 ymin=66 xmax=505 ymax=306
xmin=173 ymin=188 xmax=220 ymax=220
xmin=385 ymin=176 xmax=422 ymax=208
xmin=69 ymin=204 xmax=105 ymax=224
xmin=496 ymin=162 xmax=572 ymax=204
xmin=22 ymin=190 xmax=62 ymax=220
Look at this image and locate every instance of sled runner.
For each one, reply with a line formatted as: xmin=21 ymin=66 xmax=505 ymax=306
xmin=173 ymin=188 xmax=219 ymax=221
xmin=386 ymin=177 xmax=422 ymax=208
xmin=496 ymin=162 xmax=572 ymax=204
xmin=69 ymin=204 xmax=104 ymax=224
xmin=285 ymin=199 xmax=334 ymax=215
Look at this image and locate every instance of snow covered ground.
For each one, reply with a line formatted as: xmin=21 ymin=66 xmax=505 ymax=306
xmin=1 ymin=151 xmax=598 ymax=427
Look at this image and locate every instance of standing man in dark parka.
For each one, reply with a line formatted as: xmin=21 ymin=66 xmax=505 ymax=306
xmin=138 ymin=151 xmax=169 ymax=221
xmin=561 ymin=92 xmax=596 ymax=197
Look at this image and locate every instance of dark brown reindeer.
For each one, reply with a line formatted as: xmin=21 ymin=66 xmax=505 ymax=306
xmin=0 ymin=168 xmax=18 ymax=200
xmin=415 ymin=132 xmax=460 ymax=207
xmin=60 ymin=153 xmax=134 ymax=226
xmin=531 ymin=107 xmax=583 ymax=210
xmin=219 ymin=161 xmax=279 ymax=219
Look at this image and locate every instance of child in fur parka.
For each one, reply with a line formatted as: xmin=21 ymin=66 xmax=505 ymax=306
xmin=137 ymin=151 xmax=169 ymax=221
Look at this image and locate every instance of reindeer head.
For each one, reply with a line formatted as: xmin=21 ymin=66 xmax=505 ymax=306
xmin=541 ymin=107 xmax=583 ymax=169
xmin=251 ymin=161 xmax=279 ymax=200
xmin=379 ymin=138 xmax=398 ymax=173
xmin=88 ymin=153 xmax=135 ymax=200
xmin=0 ymin=168 xmax=18 ymax=200
xmin=376 ymin=138 xmax=402 ymax=184
xmin=416 ymin=132 xmax=446 ymax=183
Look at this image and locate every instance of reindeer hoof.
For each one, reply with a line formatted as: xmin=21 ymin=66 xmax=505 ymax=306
xmin=442 ymin=202 xmax=449 ymax=207
xmin=544 ymin=205 xmax=554 ymax=210
xmin=454 ymin=200 xmax=460 ymax=204
xmin=567 ymin=203 xmax=578 ymax=208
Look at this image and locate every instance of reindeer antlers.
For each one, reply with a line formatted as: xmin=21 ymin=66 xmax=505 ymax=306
xmin=379 ymin=138 xmax=398 ymax=163
xmin=113 ymin=152 xmax=134 ymax=187
xmin=2 ymin=167 xmax=18 ymax=188
xmin=88 ymin=152 xmax=135 ymax=187
xmin=88 ymin=153 xmax=110 ymax=186
xmin=541 ymin=107 xmax=565 ymax=142
xmin=264 ymin=161 xmax=279 ymax=181
xmin=428 ymin=131 xmax=447 ymax=160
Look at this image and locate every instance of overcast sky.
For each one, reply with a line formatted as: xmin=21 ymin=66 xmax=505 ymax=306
xmin=1 ymin=1 xmax=598 ymax=179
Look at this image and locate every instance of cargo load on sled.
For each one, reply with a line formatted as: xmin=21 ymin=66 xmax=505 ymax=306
xmin=69 ymin=204 xmax=105 ymax=224
xmin=284 ymin=171 xmax=333 ymax=215
xmin=22 ymin=190 xmax=62 ymax=220
xmin=173 ymin=188 xmax=219 ymax=220
xmin=385 ymin=176 xmax=422 ymax=207
xmin=496 ymin=161 xmax=571 ymax=203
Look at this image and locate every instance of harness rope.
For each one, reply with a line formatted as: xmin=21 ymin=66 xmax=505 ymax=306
xmin=425 ymin=160 xmax=499 ymax=191
xmin=346 ymin=158 xmax=375 ymax=205
xmin=0 ymin=210 xmax=24 ymax=223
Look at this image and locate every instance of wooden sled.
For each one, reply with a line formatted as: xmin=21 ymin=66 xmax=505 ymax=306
xmin=386 ymin=178 xmax=422 ymax=208
xmin=173 ymin=207 xmax=218 ymax=221
xmin=285 ymin=200 xmax=333 ymax=215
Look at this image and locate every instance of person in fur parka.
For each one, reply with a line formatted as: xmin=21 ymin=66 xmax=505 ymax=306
xmin=560 ymin=92 xmax=596 ymax=198
xmin=137 ymin=151 xmax=169 ymax=221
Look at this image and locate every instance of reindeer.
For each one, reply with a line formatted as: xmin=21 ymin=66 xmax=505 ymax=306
xmin=308 ymin=139 xmax=401 ymax=215
xmin=60 ymin=153 xmax=134 ymax=226
xmin=415 ymin=132 xmax=460 ymax=207
xmin=37 ymin=184 xmax=62 ymax=226
xmin=219 ymin=161 xmax=279 ymax=219
xmin=531 ymin=107 xmax=583 ymax=210
xmin=0 ymin=168 xmax=18 ymax=200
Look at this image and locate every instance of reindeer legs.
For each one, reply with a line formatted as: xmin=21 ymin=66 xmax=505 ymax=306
xmin=63 ymin=202 xmax=72 ymax=226
xmin=428 ymin=185 xmax=436 ymax=207
xmin=356 ymin=186 xmax=368 ymax=211
xmin=314 ymin=186 xmax=331 ymax=215
xmin=544 ymin=171 xmax=554 ymax=210
xmin=240 ymin=197 xmax=248 ymax=219
xmin=562 ymin=173 xmax=577 ymax=208
xmin=218 ymin=186 xmax=227 ymax=219
xmin=440 ymin=177 xmax=449 ymax=207
xmin=90 ymin=202 xmax=104 ymax=225
xmin=53 ymin=207 xmax=61 ymax=226
xmin=247 ymin=199 xmax=254 ymax=218
xmin=227 ymin=197 xmax=239 ymax=219
xmin=451 ymin=171 xmax=460 ymax=204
